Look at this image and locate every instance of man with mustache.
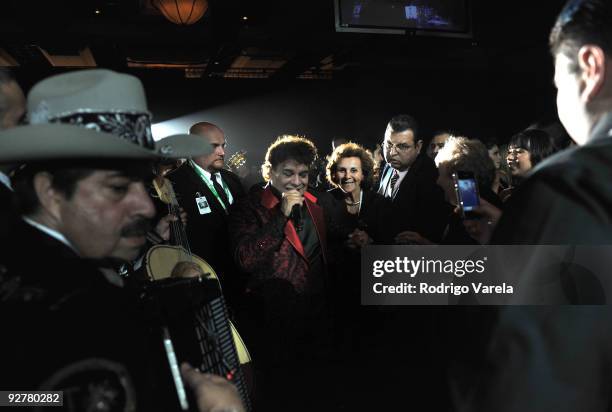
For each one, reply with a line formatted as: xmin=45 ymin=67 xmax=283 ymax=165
xmin=377 ymin=114 xmax=448 ymax=243
xmin=167 ymin=122 xmax=245 ymax=295
xmin=0 ymin=70 xmax=244 ymax=412
xmin=229 ymin=135 xmax=329 ymax=409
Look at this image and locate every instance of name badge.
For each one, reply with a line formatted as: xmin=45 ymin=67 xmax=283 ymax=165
xmin=195 ymin=195 xmax=211 ymax=215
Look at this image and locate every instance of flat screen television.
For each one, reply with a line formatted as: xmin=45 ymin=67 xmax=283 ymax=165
xmin=334 ymin=0 xmax=472 ymax=38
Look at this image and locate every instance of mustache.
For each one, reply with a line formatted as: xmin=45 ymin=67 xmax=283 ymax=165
xmin=121 ymin=218 xmax=153 ymax=237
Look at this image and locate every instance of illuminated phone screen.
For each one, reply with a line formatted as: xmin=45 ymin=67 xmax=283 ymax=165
xmin=458 ymin=178 xmax=479 ymax=211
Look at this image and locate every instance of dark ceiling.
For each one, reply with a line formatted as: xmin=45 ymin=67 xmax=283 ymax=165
xmin=0 ymin=1 xmax=573 ymax=146
xmin=0 ymin=0 xmax=568 ymax=87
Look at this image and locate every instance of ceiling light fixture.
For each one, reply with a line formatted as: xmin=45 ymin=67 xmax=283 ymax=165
xmin=152 ymin=0 xmax=208 ymax=25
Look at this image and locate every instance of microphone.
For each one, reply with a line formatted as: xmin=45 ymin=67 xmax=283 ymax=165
xmin=290 ymin=203 xmax=303 ymax=232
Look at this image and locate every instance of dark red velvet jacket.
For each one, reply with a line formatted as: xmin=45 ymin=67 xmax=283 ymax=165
xmin=229 ymin=185 xmax=328 ymax=293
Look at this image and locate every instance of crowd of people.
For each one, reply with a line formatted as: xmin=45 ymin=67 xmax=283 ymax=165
xmin=1 ymin=0 xmax=612 ymax=410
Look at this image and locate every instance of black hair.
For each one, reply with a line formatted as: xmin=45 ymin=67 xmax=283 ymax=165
xmin=482 ymin=136 xmax=501 ymax=150
xmin=12 ymin=165 xmax=93 ymax=215
xmin=550 ymin=0 xmax=612 ymax=72
xmin=262 ymin=135 xmax=318 ymax=181
xmin=388 ymin=114 xmax=419 ymax=140
xmin=508 ymin=129 xmax=556 ymax=167
xmin=12 ymin=159 xmax=154 ymax=215
xmin=527 ymin=120 xmax=574 ymax=151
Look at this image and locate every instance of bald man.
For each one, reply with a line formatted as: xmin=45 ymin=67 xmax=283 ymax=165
xmin=167 ymin=122 xmax=245 ymax=295
xmin=189 ymin=122 xmax=227 ymax=173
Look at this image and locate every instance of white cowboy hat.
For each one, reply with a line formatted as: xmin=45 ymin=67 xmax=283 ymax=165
xmin=0 ymin=69 xmax=211 ymax=162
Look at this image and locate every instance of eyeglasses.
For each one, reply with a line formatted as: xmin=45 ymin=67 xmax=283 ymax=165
xmin=507 ymin=147 xmax=527 ymax=157
xmin=383 ymin=141 xmax=416 ymax=153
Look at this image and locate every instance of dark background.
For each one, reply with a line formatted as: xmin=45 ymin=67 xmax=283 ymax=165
xmin=1 ymin=0 xmax=568 ymax=162
xmin=0 ymin=2 xmax=573 ymax=409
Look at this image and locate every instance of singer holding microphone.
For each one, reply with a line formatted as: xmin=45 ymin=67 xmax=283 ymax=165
xmin=228 ymin=135 xmax=331 ymax=410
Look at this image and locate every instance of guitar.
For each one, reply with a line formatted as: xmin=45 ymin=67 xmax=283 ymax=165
xmin=226 ymin=151 xmax=247 ymax=174
xmin=147 ymin=177 xmax=252 ymax=368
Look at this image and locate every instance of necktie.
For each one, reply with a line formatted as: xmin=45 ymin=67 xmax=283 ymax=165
xmin=213 ymin=173 xmax=230 ymax=207
xmin=389 ymin=170 xmax=399 ymax=197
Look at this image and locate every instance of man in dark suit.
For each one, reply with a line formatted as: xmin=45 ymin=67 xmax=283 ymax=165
xmin=377 ymin=114 xmax=448 ymax=243
xmin=458 ymin=2 xmax=612 ymax=411
xmin=0 ymin=69 xmax=241 ymax=412
xmin=229 ymin=135 xmax=330 ymax=409
xmin=230 ymin=135 xmax=328 ymax=303
xmin=167 ymin=122 xmax=245 ymax=289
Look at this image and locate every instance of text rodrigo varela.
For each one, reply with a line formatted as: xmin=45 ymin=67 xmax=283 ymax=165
xmin=371 ymin=257 xmax=513 ymax=296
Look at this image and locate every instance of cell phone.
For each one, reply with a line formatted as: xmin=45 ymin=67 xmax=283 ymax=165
xmin=452 ymin=171 xmax=480 ymax=220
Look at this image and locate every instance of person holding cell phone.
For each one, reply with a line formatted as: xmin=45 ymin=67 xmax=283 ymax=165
xmin=501 ymin=128 xmax=556 ymax=201
xmin=433 ymin=136 xmax=503 ymax=244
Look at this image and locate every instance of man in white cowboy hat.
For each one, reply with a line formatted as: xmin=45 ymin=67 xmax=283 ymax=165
xmin=0 ymin=69 xmax=245 ymax=412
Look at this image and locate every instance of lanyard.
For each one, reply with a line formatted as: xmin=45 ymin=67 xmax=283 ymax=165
xmin=190 ymin=160 xmax=233 ymax=211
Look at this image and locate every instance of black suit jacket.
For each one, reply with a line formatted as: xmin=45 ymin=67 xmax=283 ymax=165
xmin=0 ymin=181 xmax=12 ymax=206
xmin=167 ymin=163 xmax=245 ymax=281
xmin=461 ymin=116 xmax=612 ymax=412
xmin=322 ymin=187 xmax=394 ymax=244
xmin=0 ymin=219 xmax=180 ymax=410
xmin=378 ymin=154 xmax=448 ymax=242
xmin=0 ymin=181 xmax=17 ymax=235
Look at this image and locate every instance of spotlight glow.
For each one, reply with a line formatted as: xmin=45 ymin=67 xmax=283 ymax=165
xmin=152 ymin=122 xmax=186 ymax=141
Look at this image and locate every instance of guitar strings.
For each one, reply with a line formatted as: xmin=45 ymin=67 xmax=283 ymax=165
xmin=169 ymin=200 xmax=195 ymax=264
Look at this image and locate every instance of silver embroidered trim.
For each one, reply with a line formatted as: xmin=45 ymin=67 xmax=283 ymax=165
xmin=29 ymin=100 xmax=50 ymax=125
xmin=28 ymin=104 xmax=156 ymax=150
xmin=159 ymin=145 xmax=174 ymax=156
xmin=29 ymin=107 xmax=153 ymax=124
